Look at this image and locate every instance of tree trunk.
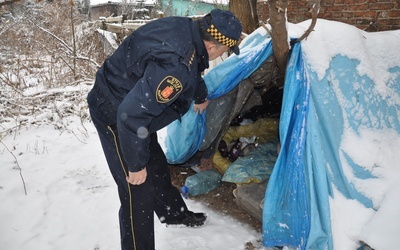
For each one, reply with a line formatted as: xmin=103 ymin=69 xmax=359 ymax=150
xmin=268 ymin=0 xmax=289 ymax=86
xmin=229 ymin=0 xmax=258 ymax=34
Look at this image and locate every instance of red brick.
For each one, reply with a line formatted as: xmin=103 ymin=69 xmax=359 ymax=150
xmin=368 ymin=2 xmax=394 ymax=10
xmin=296 ymin=1 xmax=309 ymax=7
xmin=343 ymin=12 xmax=355 ymax=18
xmin=348 ymin=4 xmax=369 ymax=11
xmin=354 ymin=11 xmax=365 ymax=17
xmin=379 ymin=18 xmax=400 ymax=25
xmin=335 ymin=0 xmax=346 ymax=4
xmin=354 ymin=10 xmax=378 ymax=18
xmin=319 ymin=6 xmax=328 ymax=13
xmin=256 ymin=0 xmax=399 ymax=31
xmin=387 ymin=10 xmax=400 ymax=17
xmin=328 ymin=5 xmax=346 ymax=11
xmin=332 ymin=12 xmax=344 ymax=17
xmin=321 ymin=12 xmax=333 ymax=18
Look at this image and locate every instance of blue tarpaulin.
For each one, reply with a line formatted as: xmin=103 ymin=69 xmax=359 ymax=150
xmin=262 ymin=42 xmax=311 ymax=248
xmin=162 ymin=19 xmax=400 ymax=249
xmin=163 ymin=29 xmax=273 ymax=164
xmin=262 ymin=21 xmax=400 ymax=249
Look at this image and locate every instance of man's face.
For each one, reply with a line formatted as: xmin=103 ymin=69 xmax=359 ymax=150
xmin=206 ymin=41 xmax=230 ymax=61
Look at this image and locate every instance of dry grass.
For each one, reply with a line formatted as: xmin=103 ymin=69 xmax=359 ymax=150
xmin=0 ymin=0 xmax=111 ymax=132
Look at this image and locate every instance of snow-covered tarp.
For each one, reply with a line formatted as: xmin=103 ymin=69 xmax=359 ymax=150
xmin=262 ymin=20 xmax=400 ymax=250
xmin=161 ymin=19 xmax=400 ymax=250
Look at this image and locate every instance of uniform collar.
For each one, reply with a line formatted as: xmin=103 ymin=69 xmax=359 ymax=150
xmin=191 ymin=20 xmax=209 ymax=72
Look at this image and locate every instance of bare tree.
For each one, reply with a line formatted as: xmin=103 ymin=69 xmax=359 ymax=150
xmin=229 ymin=0 xmax=258 ymax=35
xmin=0 ymin=0 xmax=105 ymax=128
xmin=69 ymin=0 xmax=78 ymax=80
xmin=268 ymin=0 xmax=289 ymax=86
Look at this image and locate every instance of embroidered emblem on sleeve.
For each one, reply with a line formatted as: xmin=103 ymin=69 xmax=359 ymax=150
xmin=156 ymin=76 xmax=183 ymax=103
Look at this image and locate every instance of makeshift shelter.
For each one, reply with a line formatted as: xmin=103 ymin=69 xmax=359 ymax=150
xmin=159 ymin=19 xmax=400 ymax=250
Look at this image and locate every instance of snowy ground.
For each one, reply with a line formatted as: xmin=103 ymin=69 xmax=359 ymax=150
xmin=0 ymin=118 xmax=262 ymax=250
xmin=1 ymin=11 xmax=399 ymax=250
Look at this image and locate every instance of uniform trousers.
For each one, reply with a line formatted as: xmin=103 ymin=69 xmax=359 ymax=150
xmin=87 ymin=88 xmax=189 ymax=250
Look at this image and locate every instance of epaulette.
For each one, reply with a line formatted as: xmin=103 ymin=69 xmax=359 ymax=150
xmin=182 ymin=46 xmax=196 ymax=71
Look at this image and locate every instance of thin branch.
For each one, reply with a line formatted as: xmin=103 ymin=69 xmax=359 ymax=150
xmin=295 ymin=0 xmax=321 ymax=43
xmin=363 ymin=12 xmax=379 ymax=31
xmin=0 ymin=73 xmax=25 ymax=96
xmin=0 ymin=124 xmax=22 ymax=137
xmin=28 ymin=20 xmax=101 ymax=68
xmin=70 ymin=129 xmax=88 ymax=144
xmin=0 ymin=19 xmax=23 ymax=36
xmin=28 ymin=20 xmax=74 ymax=53
xmin=259 ymin=21 xmax=272 ymax=36
xmin=75 ymin=55 xmax=101 ymax=68
xmin=0 ymin=140 xmax=27 ymax=195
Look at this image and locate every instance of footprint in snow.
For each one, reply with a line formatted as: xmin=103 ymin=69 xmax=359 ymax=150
xmin=169 ymin=235 xmax=209 ymax=250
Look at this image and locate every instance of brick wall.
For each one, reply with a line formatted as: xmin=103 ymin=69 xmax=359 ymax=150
xmin=257 ymin=0 xmax=400 ymax=31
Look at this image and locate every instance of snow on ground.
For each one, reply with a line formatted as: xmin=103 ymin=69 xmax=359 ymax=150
xmin=1 ymin=13 xmax=399 ymax=250
xmin=0 ymin=118 xmax=261 ymax=250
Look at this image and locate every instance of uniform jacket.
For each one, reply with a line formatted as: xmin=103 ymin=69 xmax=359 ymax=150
xmin=93 ymin=17 xmax=209 ymax=172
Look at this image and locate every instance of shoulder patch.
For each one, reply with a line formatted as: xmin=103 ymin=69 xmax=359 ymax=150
xmin=156 ymin=76 xmax=183 ymax=103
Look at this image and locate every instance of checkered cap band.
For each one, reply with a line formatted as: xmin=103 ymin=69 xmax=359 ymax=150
xmin=207 ymin=24 xmax=237 ymax=48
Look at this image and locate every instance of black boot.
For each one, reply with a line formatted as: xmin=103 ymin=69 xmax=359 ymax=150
xmin=165 ymin=211 xmax=207 ymax=227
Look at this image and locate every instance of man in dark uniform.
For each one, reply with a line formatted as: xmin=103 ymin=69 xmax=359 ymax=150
xmin=87 ymin=9 xmax=242 ymax=250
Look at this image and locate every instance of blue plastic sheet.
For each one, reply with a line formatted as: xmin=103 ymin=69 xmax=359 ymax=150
xmin=262 ymin=43 xmax=311 ymax=249
xmin=164 ymin=28 xmax=273 ymax=164
xmin=164 ymin=22 xmax=400 ymax=249
xmin=262 ymin=35 xmax=400 ymax=250
xmin=304 ymin=55 xmax=400 ymax=250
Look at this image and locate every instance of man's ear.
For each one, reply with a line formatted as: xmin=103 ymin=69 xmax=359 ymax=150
xmin=204 ymin=40 xmax=216 ymax=51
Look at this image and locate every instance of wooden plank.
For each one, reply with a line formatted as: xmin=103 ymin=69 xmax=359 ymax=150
xmin=104 ymin=22 xmax=145 ymax=33
xmin=121 ymin=23 xmax=144 ymax=30
xmin=104 ymin=23 xmax=123 ymax=33
xmin=101 ymin=16 xmax=124 ymax=23
xmin=0 ymin=0 xmax=14 ymax=4
xmin=100 ymin=17 xmax=151 ymax=34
